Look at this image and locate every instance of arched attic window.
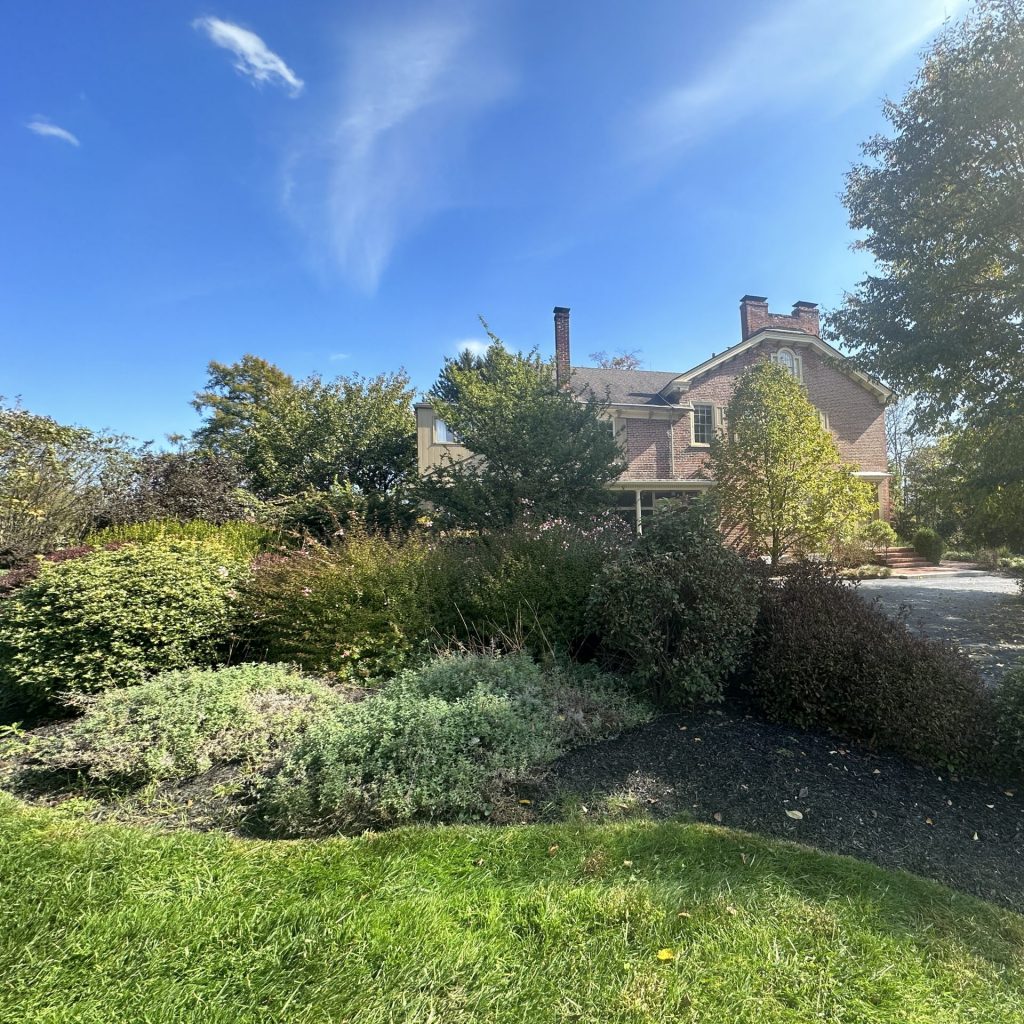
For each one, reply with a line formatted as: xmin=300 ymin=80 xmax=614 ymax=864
xmin=772 ymin=347 xmax=802 ymax=381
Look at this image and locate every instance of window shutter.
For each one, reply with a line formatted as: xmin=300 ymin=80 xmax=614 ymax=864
xmin=795 ymin=355 xmax=804 ymax=381
xmin=714 ymin=406 xmax=727 ymax=434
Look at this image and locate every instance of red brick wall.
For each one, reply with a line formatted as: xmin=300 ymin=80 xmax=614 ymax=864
xmin=618 ymin=342 xmax=887 ymax=482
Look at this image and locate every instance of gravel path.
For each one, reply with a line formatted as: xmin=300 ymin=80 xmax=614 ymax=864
xmin=859 ymin=572 xmax=1023 ymax=682
xmin=533 ymin=710 xmax=1024 ymax=911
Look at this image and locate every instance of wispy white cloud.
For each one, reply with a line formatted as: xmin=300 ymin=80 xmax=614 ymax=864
xmin=454 ymin=338 xmax=489 ymax=357
xmin=283 ymin=5 xmax=512 ymax=291
xmin=328 ymin=352 xmax=350 ymax=362
xmin=633 ymin=0 xmax=968 ymax=162
xmin=26 ymin=117 xmax=79 ymax=147
xmin=194 ymin=16 xmax=304 ymax=97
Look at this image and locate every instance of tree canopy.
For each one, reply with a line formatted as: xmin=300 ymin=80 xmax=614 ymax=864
xmin=706 ymin=362 xmax=875 ymax=564
xmin=828 ymin=0 xmax=1024 ymax=545
xmin=192 ymin=358 xmax=416 ymax=501
xmin=420 ymin=339 xmax=625 ymax=530
xmin=828 ymin=0 xmax=1024 ymax=424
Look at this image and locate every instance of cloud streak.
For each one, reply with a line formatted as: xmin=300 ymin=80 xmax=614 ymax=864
xmin=26 ymin=118 xmax=79 ymax=146
xmin=284 ymin=5 xmax=511 ymax=291
xmin=194 ymin=16 xmax=304 ymax=96
xmin=633 ymin=0 xmax=968 ymax=162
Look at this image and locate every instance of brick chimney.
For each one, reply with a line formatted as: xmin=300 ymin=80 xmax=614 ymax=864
xmin=739 ymin=295 xmax=769 ymax=340
xmin=553 ymin=306 xmax=570 ymax=387
xmin=739 ymin=295 xmax=820 ymax=340
xmin=791 ymin=300 xmax=820 ymax=337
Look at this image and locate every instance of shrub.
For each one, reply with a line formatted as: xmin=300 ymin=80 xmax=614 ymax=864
xmin=586 ymin=501 xmax=759 ymax=708
xmin=944 ymin=549 xmax=977 ymax=563
xmin=746 ymin=563 xmax=991 ymax=771
xmin=862 ymin=519 xmax=898 ymax=552
xmin=913 ymin=527 xmax=945 ymax=564
xmin=993 ymin=667 xmax=1024 ymax=777
xmin=0 ymin=540 xmax=242 ymax=705
xmin=261 ymin=653 xmax=653 ymax=835
xmin=31 ymin=664 xmax=342 ymax=783
xmin=234 ymin=534 xmax=431 ymax=681
xmin=87 ymin=519 xmax=276 ymax=562
xmin=428 ymin=516 xmax=628 ymax=657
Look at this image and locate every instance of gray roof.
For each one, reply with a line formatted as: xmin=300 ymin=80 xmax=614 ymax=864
xmin=568 ymin=366 xmax=680 ymax=406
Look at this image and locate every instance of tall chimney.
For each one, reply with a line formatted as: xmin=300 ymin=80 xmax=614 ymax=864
xmin=792 ymin=300 xmax=820 ymax=337
xmin=739 ymin=295 xmax=769 ymax=340
xmin=553 ymin=306 xmax=571 ymax=387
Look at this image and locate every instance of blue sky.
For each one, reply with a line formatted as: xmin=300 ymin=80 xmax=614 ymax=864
xmin=2 ymin=0 xmax=965 ymax=443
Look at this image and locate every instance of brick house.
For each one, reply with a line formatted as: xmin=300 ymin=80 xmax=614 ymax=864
xmin=416 ymin=295 xmax=891 ymax=532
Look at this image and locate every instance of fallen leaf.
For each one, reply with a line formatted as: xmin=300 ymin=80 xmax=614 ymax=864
xmin=677 ymin=911 xmax=691 ymax=918
xmin=713 ymin=812 xmax=723 ymax=823
xmin=925 ymin=818 xmax=934 ymax=825
xmin=798 ymin=787 xmax=809 ymax=798
xmin=973 ymin=832 xmax=980 ymax=841
xmin=786 ymin=810 xmax=804 ymax=820
xmin=725 ymin=906 xmax=739 ymax=916
xmin=473 ymin=858 xmax=485 ymax=867
xmin=986 ymin=804 xmax=995 ymax=809
xmin=547 ymin=844 xmax=559 ymax=857
xmin=656 ymin=948 xmax=675 ymax=961
xmin=1005 ymin=790 xmax=1015 ymax=797
xmin=623 ymin=860 xmax=633 ymax=868
xmin=518 ymin=799 xmax=532 ymax=806
xmin=740 ymin=853 xmax=749 ymax=864
xmin=873 ymin=769 xmax=881 ymax=775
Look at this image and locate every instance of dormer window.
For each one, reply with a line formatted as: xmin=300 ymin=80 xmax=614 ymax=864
xmin=772 ymin=347 xmax=802 ymax=380
xmin=434 ymin=418 xmax=460 ymax=444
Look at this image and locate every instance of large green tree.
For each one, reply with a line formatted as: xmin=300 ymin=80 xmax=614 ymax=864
xmin=828 ymin=0 xmax=1024 ymax=541
xmin=420 ymin=338 xmax=624 ymax=531
xmin=706 ymin=362 xmax=875 ymax=565
xmin=192 ymin=358 xmax=417 ymax=530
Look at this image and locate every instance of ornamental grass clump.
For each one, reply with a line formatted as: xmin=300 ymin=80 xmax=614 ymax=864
xmin=234 ymin=533 xmax=432 ymax=681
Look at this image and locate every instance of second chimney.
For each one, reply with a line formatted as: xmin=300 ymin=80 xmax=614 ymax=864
xmin=554 ymin=306 xmax=571 ymax=387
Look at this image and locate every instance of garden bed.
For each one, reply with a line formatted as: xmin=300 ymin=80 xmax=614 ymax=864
xmin=531 ymin=708 xmax=1024 ymax=911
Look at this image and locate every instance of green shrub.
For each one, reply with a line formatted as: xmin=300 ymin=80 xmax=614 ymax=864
xmin=746 ymin=563 xmax=991 ymax=771
xmin=234 ymin=534 xmax=431 ymax=681
xmin=0 ymin=540 xmax=242 ymax=705
xmin=862 ymin=519 xmax=898 ymax=551
xmin=944 ymin=549 xmax=977 ymax=563
xmin=993 ymin=667 xmax=1024 ymax=777
xmin=87 ymin=519 xmax=276 ymax=562
xmin=31 ymin=664 xmax=342 ymax=783
xmin=913 ymin=527 xmax=945 ymax=564
xmin=261 ymin=653 xmax=653 ymax=834
xmin=586 ymin=501 xmax=759 ymax=708
xmin=428 ymin=516 xmax=627 ymax=657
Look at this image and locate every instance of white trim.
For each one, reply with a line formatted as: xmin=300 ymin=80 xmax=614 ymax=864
xmin=660 ymin=328 xmax=893 ymax=402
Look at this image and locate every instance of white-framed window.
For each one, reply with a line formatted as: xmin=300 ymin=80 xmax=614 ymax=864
xmin=772 ymin=347 xmax=803 ymax=380
xmin=816 ymin=409 xmax=830 ymax=431
xmin=434 ymin=418 xmax=459 ymax=444
xmin=692 ymin=404 xmax=714 ymax=445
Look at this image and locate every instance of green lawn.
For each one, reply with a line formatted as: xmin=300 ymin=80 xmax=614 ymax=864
xmin=1 ymin=794 xmax=1022 ymax=1023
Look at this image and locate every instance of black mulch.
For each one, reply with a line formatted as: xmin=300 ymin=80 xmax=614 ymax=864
xmin=528 ymin=709 xmax=1024 ymax=912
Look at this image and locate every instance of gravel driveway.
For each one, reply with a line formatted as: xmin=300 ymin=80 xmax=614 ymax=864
xmin=859 ymin=572 xmax=1023 ymax=682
